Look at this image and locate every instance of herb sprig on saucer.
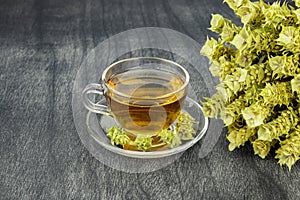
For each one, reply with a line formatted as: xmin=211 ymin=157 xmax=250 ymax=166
xmin=106 ymin=112 xmax=198 ymax=152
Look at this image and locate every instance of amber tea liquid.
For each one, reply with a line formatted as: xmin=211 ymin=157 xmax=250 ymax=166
xmin=106 ymin=68 xmax=186 ymax=136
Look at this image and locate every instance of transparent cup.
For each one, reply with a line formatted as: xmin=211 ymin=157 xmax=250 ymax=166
xmin=82 ymin=57 xmax=189 ymax=137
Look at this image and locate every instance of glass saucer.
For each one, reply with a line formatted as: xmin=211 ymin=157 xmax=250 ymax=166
xmin=86 ymin=97 xmax=209 ymax=159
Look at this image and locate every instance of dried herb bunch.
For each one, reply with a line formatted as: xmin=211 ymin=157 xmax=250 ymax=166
xmin=201 ymin=0 xmax=300 ymax=170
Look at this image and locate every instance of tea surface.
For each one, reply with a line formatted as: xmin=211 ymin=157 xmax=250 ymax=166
xmin=106 ymin=68 xmax=186 ymax=135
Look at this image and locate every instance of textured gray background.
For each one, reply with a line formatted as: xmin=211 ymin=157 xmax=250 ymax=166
xmin=1 ymin=0 xmax=299 ymax=199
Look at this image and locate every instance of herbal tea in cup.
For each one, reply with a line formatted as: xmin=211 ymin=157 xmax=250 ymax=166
xmin=82 ymin=57 xmax=189 ymax=136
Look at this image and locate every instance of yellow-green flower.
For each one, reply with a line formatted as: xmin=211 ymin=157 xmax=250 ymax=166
xmin=252 ymin=139 xmax=272 ymax=159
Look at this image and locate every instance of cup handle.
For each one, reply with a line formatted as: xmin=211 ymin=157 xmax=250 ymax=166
xmin=82 ymin=83 xmax=111 ymax=116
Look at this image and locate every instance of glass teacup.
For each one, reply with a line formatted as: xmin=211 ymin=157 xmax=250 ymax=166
xmin=82 ymin=57 xmax=189 ymax=137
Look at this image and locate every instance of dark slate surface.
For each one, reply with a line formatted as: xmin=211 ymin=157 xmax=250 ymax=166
xmin=0 ymin=0 xmax=299 ymax=199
